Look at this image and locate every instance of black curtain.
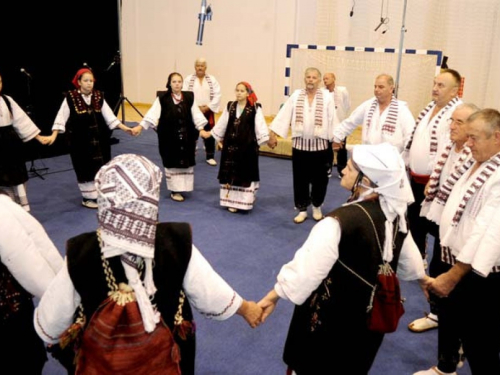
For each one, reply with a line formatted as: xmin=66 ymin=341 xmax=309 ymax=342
xmin=0 ymin=1 xmax=121 ymax=159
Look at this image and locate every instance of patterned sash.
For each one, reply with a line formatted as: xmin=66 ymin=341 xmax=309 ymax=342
xmin=405 ymin=97 xmax=460 ymax=154
xmin=365 ymin=97 xmax=399 ymax=136
xmin=294 ymin=89 xmax=324 ymax=135
xmin=434 ymin=153 xmax=500 ymax=226
xmin=187 ymin=75 xmax=214 ymax=101
xmin=424 ymin=142 xmax=471 ymax=203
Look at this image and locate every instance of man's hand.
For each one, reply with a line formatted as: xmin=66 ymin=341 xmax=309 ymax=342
xmin=428 ymin=262 xmax=471 ymax=297
xmin=332 ymin=141 xmax=343 ymax=151
xmin=423 ymin=180 xmax=431 ymax=196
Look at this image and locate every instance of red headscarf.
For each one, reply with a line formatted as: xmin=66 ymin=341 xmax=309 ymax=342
xmin=71 ymin=68 xmax=94 ymax=89
xmin=240 ymin=81 xmax=258 ymax=106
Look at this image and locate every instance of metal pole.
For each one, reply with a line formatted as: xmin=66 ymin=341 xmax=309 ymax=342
xmin=113 ymin=0 xmax=143 ymax=122
xmin=394 ymin=0 xmax=408 ymax=98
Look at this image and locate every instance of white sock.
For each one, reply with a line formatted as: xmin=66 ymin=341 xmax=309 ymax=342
xmin=427 ymin=313 xmax=438 ymax=322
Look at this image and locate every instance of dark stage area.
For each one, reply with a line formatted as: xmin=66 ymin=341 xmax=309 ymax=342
xmin=0 ymin=1 xmax=122 ymax=160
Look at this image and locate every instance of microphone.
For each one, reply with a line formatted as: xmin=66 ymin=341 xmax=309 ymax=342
xmin=374 ymin=19 xmax=384 ymax=32
xmin=20 ymin=68 xmax=32 ymax=79
xmin=196 ymin=0 xmax=212 ymax=46
xmin=106 ymin=52 xmax=120 ymax=72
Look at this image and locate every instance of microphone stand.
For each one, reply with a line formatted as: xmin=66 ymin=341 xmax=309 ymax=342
xmin=23 ymin=72 xmax=48 ymax=180
xmin=111 ymin=0 xmax=143 ymax=124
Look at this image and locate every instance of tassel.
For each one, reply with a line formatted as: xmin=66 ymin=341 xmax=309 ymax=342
xmin=59 ymin=320 xmax=85 ymax=349
xmin=174 ymin=320 xmax=195 ymax=341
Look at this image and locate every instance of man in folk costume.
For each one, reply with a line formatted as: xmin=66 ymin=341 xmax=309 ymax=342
xmin=258 ymin=143 xmax=430 ymax=374
xmin=408 ymin=104 xmax=479 ymax=341
xmin=34 ymin=154 xmax=262 ymax=375
xmin=333 ymin=73 xmax=414 ymax=153
xmin=424 ymin=109 xmax=500 ymax=375
xmin=269 ymin=67 xmax=338 ymax=224
xmin=183 ymin=57 xmax=221 ymax=166
xmin=404 ymin=69 xmax=463 ymax=261
xmin=323 ymin=72 xmax=351 ymax=178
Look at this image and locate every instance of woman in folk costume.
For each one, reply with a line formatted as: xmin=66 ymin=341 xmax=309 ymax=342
xmin=0 ymin=190 xmax=63 ymax=374
xmin=132 ymin=72 xmax=209 ymax=202
xmin=34 ymin=154 xmax=262 ymax=375
xmin=46 ymin=68 xmax=134 ymax=209
xmin=0 ymin=72 xmax=51 ymax=211
xmin=258 ymin=143 xmax=431 ymax=375
xmin=210 ymin=82 xmax=271 ymax=213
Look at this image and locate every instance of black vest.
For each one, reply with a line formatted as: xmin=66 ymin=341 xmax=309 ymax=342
xmin=65 ymin=89 xmax=111 ymax=182
xmin=218 ymin=101 xmax=261 ymax=186
xmin=283 ymin=199 xmax=407 ymax=374
xmin=156 ymin=91 xmax=198 ymax=169
xmin=66 ymin=222 xmax=196 ymax=375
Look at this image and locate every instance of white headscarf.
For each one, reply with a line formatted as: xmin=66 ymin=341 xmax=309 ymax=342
xmin=95 ymin=154 xmax=163 ymax=332
xmin=352 ymin=143 xmax=414 ymax=261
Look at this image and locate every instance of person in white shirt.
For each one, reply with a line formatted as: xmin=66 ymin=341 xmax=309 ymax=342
xmin=269 ymin=67 xmax=338 ymax=224
xmin=34 ymin=153 xmax=262 ymax=375
xmin=0 ymin=72 xmax=51 ymax=211
xmin=323 ymin=72 xmax=351 ymax=178
xmin=132 ymin=72 xmax=209 ymax=202
xmin=258 ymin=143 xmax=430 ymax=374
xmin=410 ymin=103 xmax=479 ymax=375
xmin=404 ymin=69 xmax=462 ymax=261
xmin=183 ymin=58 xmax=222 ymax=166
xmin=424 ymin=109 xmax=500 ymax=375
xmin=47 ymin=68 xmax=134 ymax=209
xmin=0 ymin=191 xmax=63 ymax=374
xmin=333 ymin=73 xmax=415 ymax=154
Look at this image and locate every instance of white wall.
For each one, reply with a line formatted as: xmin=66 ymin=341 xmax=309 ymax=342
xmin=121 ymin=0 xmax=301 ymax=115
xmin=121 ymin=0 xmax=500 ymax=116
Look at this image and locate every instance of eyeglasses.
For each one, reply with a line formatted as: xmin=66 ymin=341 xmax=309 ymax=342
xmin=447 ymin=117 xmax=465 ymax=126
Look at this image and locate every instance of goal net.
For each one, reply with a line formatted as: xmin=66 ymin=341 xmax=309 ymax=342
xmin=284 ymin=44 xmax=442 ymax=118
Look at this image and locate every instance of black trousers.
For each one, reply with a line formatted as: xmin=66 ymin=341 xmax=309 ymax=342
xmin=336 ymin=138 xmax=348 ymax=176
xmin=407 ymin=178 xmax=432 ymax=259
xmin=292 ymin=148 xmax=330 ymax=211
xmin=438 ymin=271 xmax=500 ymax=374
xmin=201 ymin=123 xmax=215 ymax=160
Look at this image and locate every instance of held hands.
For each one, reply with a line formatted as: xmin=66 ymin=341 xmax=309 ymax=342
xmin=199 ymin=129 xmax=211 ymax=139
xmin=237 ymin=300 xmax=263 ymax=328
xmin=267 ymin=132 xmax=278 ymax=149
xmin=35 ymin=135 xmax=52 ymax=145
xmin=118 ymin=123 xmax=135 ymax=136
xmin=237 ymin=289 xmax=281 ymax=329
xmin=131 ymin=125 xmax=143 ymax=136
xmin=45 ymin=131 xmax=58 ymax=146
xmin=257 ymin=290 xmax=280 ymax=324
xmin=332 ymin=140 xmax=343 ymax=152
